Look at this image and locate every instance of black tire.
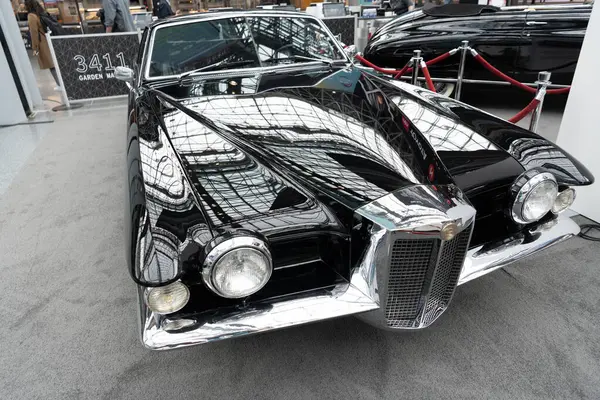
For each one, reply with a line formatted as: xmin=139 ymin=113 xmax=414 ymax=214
xmin=419 ymin=81 xmax=455 ymax=97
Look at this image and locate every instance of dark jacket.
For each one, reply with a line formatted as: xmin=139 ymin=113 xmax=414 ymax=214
xmin=390 ymin=0 xmax=412 ymax=15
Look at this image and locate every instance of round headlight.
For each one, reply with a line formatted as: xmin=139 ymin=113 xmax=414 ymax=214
xmin=202 ymin=236 xmax=272 ymax=299
xmin=511 ymin=171 xmax=558 ymax=224
xmin=552 ymin=188 xmax=576 ymax=214
xmin=146 ymin=281 xmax=190 ymax=314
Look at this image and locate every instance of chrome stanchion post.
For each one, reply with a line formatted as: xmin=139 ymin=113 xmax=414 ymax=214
xmin=529 ymin=71 xmax=551 ymax=133
xmin=455 ymin=40 xmax=469 ymax=101
xmin=411 ymin=50 xmax=422 ymax=86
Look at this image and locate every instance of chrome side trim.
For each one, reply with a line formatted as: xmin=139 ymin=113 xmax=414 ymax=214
xmin=139 ymin=271 xmax=379 ymax=350
xmin=139 ymin=184 xmax=471 ymax=349
xmin=355 ymin=184 xmax=475 ymax=238
xmin=458 ymin=214 xmax=579 ymax=285
xmin=136 ymin=185 xmax=579 ymax=349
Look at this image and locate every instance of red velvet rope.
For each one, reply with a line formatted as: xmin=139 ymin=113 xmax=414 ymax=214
xmin=425 ymin=51 xmax=453 ymax=67
xmin=354 ymin=54 xmax=406 ymax=75
xmin=421 ymin=65 xmax=436 ymax=92
xmin=508 ymin=98 xmax=540 ymax=123
xmin=473 ymin=54 xmax=570 ymax=95
xmin=356 ymin=52 xmax=453 ymax=78
xmin=473 ymin=54 xmax=536 ymax=94
xmin=356 ymin=52 xmax=571 ymax=95
xmin=393 ymin=64 xmax=410 ymax=79
xmin=405 ymin=52 xmax=453 ymax=75
xmin=547 ymin=86 xmax=571 ymax=95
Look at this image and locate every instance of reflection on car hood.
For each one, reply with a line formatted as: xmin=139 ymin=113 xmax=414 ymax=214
xmin=151 ymin=67 xmax=454 ymax=230
xmin=146 ymin=66 xmax=592 ymax=232
xmin=376 ymin=77 xmax=593 ymax=188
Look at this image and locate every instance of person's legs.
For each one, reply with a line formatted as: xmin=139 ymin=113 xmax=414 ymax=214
xmin=49 ymin=68 xmax=59 ymax=85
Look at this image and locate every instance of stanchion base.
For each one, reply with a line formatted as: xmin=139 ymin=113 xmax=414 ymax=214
xmin=52 ymin=103 xmax=83 ymax=112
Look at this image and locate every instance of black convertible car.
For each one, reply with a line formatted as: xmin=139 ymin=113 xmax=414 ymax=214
xmin=117 ymin=11 xmax=593 ymax=350
xmin=364 ymin=4 xmax=590 ymax=95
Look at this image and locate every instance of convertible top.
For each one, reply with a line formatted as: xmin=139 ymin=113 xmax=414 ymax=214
xmin=423 ymin=4 xmax=500 ymax=18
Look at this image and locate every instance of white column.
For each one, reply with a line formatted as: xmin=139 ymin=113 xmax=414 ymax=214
xmin=0 ymin=0 xmax=43 ymax=111
xmin=0 ymin=49 xmax=27 ymax=125
xmin=556 ymin=2 xmax=600 ymax=223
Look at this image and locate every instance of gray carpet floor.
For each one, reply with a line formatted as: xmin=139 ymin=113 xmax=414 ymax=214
xmin=1 ymin=105 xmax=599 ymax=400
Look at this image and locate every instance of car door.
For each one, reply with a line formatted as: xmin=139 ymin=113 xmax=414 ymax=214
xmin=464 ymin=13 xmax=528 ymax=80
xmin=413 ymin=13 xmax=527 ymax=80
xmin=519 ymin=8 xmax=589 ymax=85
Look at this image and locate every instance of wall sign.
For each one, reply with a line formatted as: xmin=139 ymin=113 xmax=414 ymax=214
xmin=49 ymin=33 xmax=139 ymax=101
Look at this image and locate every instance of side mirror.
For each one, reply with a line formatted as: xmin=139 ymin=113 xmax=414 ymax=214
xmin=115 ymin=66 xmax=134 ymax=87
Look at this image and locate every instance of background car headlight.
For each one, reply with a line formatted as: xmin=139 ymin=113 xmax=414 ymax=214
xmin=552 ymin=188 xmax=576 ymax=214
xmin=202 ymin=236 xmax=272 ymax=299
xmin=146 ymin=281 xmax=190 ymax=314
xmin=511 ymin=171 xmax=558 ymax=224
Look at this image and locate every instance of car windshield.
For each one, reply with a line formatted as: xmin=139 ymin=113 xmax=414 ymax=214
xmin=147 ymin=15 xmax=346 ymax=78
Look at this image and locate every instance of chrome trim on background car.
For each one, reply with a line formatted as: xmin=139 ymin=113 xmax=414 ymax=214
xmin=458 ymin=214 xmax=579 ymax=285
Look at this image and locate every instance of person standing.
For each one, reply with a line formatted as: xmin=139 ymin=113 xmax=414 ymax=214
xmin=102 ymin=0 xmax=136 ymax=33
xmin=24 ymin=0 xmax=59 ymax=86
xmin=390 ymin=0 xmax=414 ymax=16
xmin=153 ymin=0 xmax=174 ymax=20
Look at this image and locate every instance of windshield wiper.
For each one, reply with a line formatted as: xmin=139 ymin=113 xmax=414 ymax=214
xmin=178 ymin=60 xmax=258 ymax=83
xmin=262 ymin=55 xmax=337 ymax=66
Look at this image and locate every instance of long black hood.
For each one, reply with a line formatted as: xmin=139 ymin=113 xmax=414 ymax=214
xmin=150 ymin=67 xmax=453 ymax=225
xmin=145 ymin=65 xmax=592 ymax=233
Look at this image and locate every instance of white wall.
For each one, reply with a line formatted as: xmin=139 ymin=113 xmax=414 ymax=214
xmin=0 ymin=48 xmax=28 ymax=125
xmin=0 ymin=0 xmax=43 ymax=111
xmin=478 ymin=0 xmax=505 ymax=7
xmin=556 ymin=3 xmax=600 ymax=223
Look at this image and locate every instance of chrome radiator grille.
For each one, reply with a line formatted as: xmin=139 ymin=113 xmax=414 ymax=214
xmin=385 ymin=226 xmax=472 ymax=328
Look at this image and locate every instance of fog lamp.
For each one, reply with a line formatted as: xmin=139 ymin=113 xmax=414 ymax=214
xmin=202 ymin=236 xmax=272 ymax=299
xmin=146 ymin=281 xmax=190 ymax=314
xmin=440 ymin=222 xmax=459 ymax=241
xmin=552 ymin=188 xmax=576 ymax=214
xmin=511 ymin=171 xmax=558 ymax=224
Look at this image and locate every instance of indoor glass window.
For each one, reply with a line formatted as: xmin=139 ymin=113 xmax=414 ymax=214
xmin=148 ymin=17 xmax=260 ymax=77
xmin=247 ymin=16 xmax=345 ymax=65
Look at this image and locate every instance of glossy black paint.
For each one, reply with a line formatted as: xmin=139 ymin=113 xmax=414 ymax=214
xmin=364 ymin=5 xmax=590 ymax=85
xmin=126 ymin=16 xmax=592 ymax=304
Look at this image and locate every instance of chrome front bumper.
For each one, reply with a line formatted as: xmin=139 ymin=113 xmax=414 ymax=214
xmin=459 ymin=214 xmax=580 ymax=285
xmin=139 ymin=214 xmax=579 ymax=350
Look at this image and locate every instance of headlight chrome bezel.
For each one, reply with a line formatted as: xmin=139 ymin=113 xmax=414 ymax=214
xmin=202 ymin=236 xmax=273 ymax=299
xmin=511 ymin=170 xmax=558 ymax=224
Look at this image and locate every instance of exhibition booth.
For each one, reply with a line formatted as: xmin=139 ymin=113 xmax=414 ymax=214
xmin=3 ymin=2 xmax=600 ymax=394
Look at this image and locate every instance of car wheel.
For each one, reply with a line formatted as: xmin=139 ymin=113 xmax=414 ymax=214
xmin=419 ymin=81 xmax=455 ymax=97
